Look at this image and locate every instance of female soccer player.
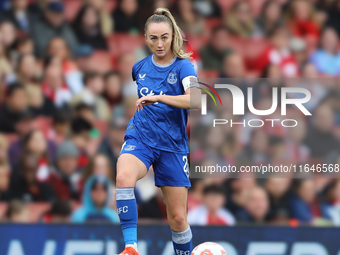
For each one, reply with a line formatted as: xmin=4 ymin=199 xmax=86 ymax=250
xmin=115 ymin=7 xmax=199 ymax=255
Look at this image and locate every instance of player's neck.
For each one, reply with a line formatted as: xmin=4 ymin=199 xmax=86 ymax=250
xmin=153 ymin=52 xmax=175 ymax=65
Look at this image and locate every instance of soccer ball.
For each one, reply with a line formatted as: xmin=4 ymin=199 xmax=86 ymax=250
xmin=191 ymin=242 xmax=226 ymax=255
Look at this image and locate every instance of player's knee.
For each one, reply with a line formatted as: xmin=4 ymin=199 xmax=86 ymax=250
xmin=116 ymin=171 xmax=136 ymax=188
xmin=170 ymin=213 xmax=187 ymax=227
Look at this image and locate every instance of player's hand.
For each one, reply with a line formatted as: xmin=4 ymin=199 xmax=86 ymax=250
xmin=136 ymin=96 xmax=159 ymax=111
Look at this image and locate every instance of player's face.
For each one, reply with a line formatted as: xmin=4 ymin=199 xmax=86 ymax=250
xmin=145 ymin=22 xmax=173 ymax=58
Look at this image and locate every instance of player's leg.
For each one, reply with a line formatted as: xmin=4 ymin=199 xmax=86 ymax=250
xmin=154 ymin=151 xmax=192 ymax=255
xmin=161 ymin=186 xmax=192 ymax=255
xmin=116 ymin=138 xmax=153 ymax=254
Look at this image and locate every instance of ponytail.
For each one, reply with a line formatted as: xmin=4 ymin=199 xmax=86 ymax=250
xmin=145 ymin=8 xmax=192 ymax=60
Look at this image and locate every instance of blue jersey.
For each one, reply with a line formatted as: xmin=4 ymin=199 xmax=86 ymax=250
xmin=124 ymin=54 xmax=197 ymax=154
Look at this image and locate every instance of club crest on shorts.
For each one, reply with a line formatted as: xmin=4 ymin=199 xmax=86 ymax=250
xmin=167 ymin=72 xmax=177 ymax=84
xmin=124 ymin=145 xmax=136 ymax=151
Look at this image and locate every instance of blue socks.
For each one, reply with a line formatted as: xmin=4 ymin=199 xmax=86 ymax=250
xmin=172 ymin=226 xmax=193 ymax=255
xmin=116 ymin=188 xmax=138 ymax=246
xmin=117 ymin=187 xmax=193 ymax=255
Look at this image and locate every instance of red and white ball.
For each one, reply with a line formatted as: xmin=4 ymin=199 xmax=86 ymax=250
xmin=191 ymin=242 xmax=226 ymax=255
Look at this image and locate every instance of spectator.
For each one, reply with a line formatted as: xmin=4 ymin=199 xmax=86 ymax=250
xmin=70 ymin=117 xmax=93 ymax=164
xmin=0 ymin=20 xmax=17 ymax=52
xmin=25 ymin=84 xmax=56 ymax=116
xmin=47 ymin=140 xmax=82 ymax=201
xmin=9 ymin=129 xmax=57 ymax=171
xmin=72 ymin=5 xmax=108 ymax=50
xmin=237 ymin=186 xmax=270 ymax=224
xmin=82 ymin=153 xmax=116 ymax=208
xmin=224 ymin=1 xmax=255 ymax=37
xmin=73 ymin=44 xmax=94 ymax=73
xmin=43 ymin=199 xmax=72 ymax=223
xmin=310 ymin=27 xmax=340 ymax=76
xmin=71 ymin=174 xmax=119 ymax=223
xmin=97 ymin=117 xmax=127 ymax=170
xmin=265 ymin=178 xmax=291 ymax=223
xmin=0 ymin=0 xmax=31 ymax=32
xmin=0 ymin=83 xmax=29 ymax=133
xmin=83 ymin=153 xmax=115 ymax=184
xmin=285 ymin=0 xmax=320 ymax=38
xmin=112 ymin=0 xmax=140 ymax=33
xmin=85 ymin=0 xmax=113 ymax=36
xmin=30 ymin=1 xmax=78 ymax=59
xmin=103 ymin=71 xmax=123 ymax=108
xmin=254 ymin=0 xmax=283 ymax=37
xmin=41 ymin=56 xmax=73 ymax=109
xmin=5 ymin=199 xmax=30 ymax=222
xmin=289 ymin=37 xmax=308 ymax=72
xmin=73 ymin=103 xmax=96 ymax=127
xmin=320 ymin=179 xmax=340 ymax=226
xmin=0 ymin=163 xmax=10 ymax=201
xmin=8 ymin=152 xmax=56 ymax=202
xmin=10 ymin=108 xmax=37 ymax=135
xmin=224 ymin=178 xmax=257 ymax=216
xmin=11 ymin=53 xmax=40 ymax=86
xmin=45 ymin=37 xmax=83 ymax=94
xmin=256 ymin=25 xmax=298 ymax=77
xmin=71 ymin=72 xmax=110 ymax=121
xmin=220 ymin=52 xmax=246 ymax=79
xmin=14 ymin=35 xmax=33 ymax=55
xmin=47 ymin=110 xmax=71 ymax=144
xmin=304 ymin=103 xmax=340 ymax=159
xmin=188 ymin=184 xmax=236 ymax=225
xmin=237 ymin=128 xmax=270 ymax=167
xmin=16 ymin=130 xmax=56 ymax=180
xmin=289 ymin=179 xmax=322 ymax=223
xmin=171 ymin=0 xmax=206 ymax=36
xmin=199 ymin=25 xmax=232 ymax=70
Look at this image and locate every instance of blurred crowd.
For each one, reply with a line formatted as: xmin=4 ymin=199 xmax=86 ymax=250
xmin=0 ymin=0 xmax=340 ymax=227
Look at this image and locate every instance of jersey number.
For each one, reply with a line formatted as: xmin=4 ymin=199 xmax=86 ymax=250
xmin=183 ymin=156 xmax=189 ymax=178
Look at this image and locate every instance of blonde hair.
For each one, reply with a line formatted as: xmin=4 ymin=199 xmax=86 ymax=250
xmin=145 ymin=8 xmax=192 ymax=60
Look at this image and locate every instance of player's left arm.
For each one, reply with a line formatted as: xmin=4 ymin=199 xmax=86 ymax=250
xmin=136 ymin=76 xmax=201 ymax=110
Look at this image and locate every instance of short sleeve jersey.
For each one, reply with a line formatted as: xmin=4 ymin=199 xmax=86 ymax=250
xmin=124 ymin=54 xmax=197 ymax=154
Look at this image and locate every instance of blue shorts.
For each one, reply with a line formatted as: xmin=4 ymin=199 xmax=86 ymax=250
xmin=119 ymin=136 xmax=191 ymax=187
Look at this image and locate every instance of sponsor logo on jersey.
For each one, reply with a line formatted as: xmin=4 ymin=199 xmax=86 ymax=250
xmin=124 ymin=145 xmax=136 ymax=151
xmin=167 ymin=72 xmax=177 ymax=84
xmin=139 ymin=73 xmax=146 ymax=80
